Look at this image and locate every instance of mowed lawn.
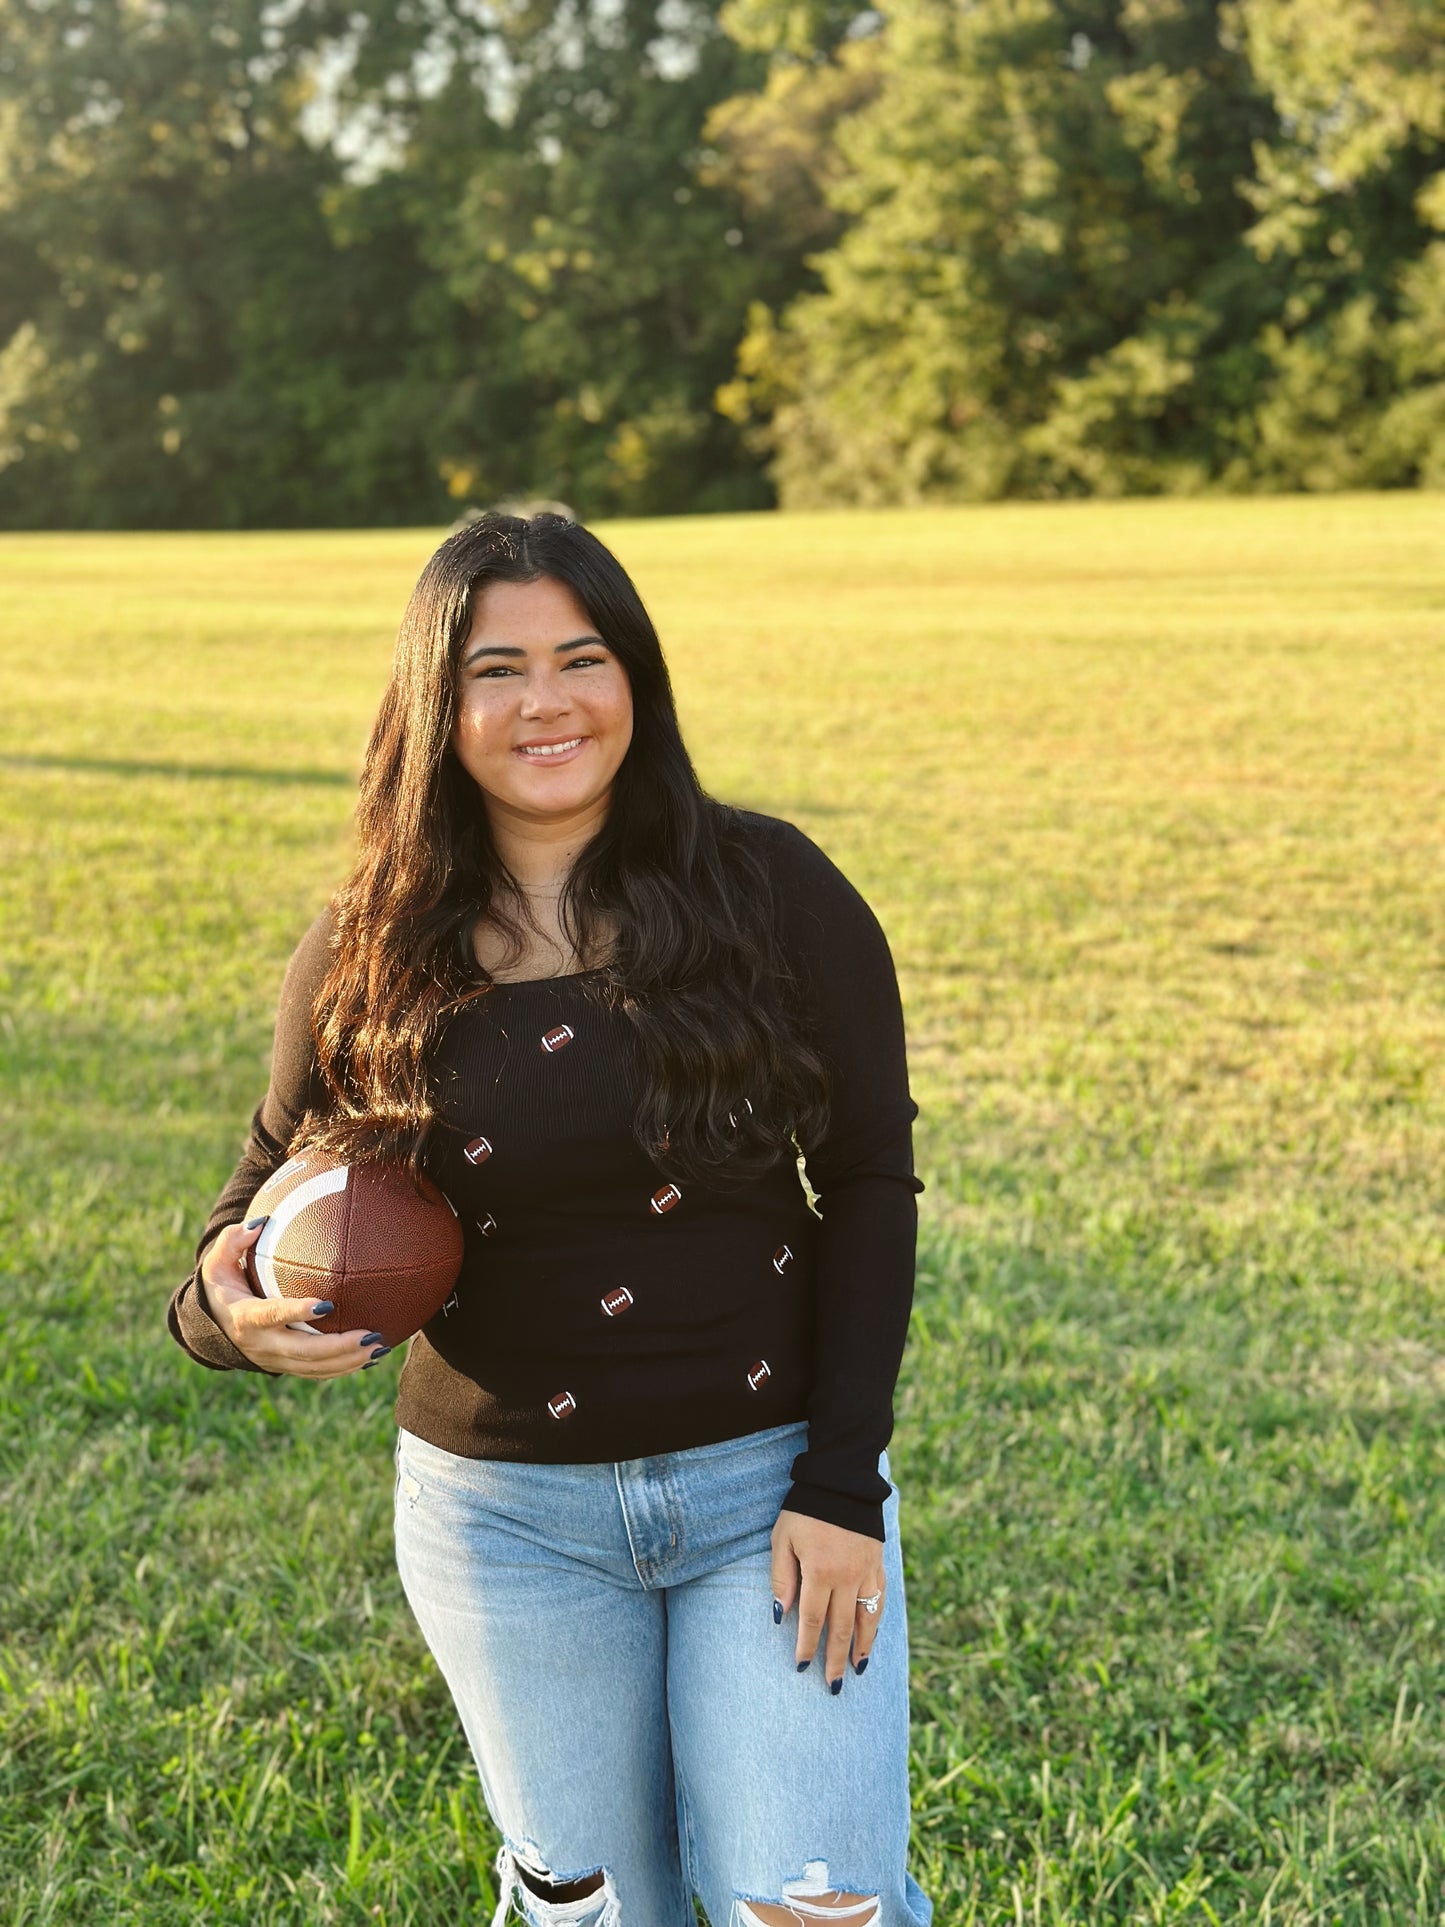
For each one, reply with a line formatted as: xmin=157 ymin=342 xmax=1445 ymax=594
xmin=1 ymin=495 xmax=1443 ymax=1925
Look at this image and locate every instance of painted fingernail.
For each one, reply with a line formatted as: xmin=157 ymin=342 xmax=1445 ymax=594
xmin=362 ymin=1333 xmax=383 ymax=1347
xmin=244 ymin=1215 xmax=269 ymax=1231
xmin=311 ymin=1301 xmax=335 ymax=1317
xmin=830 ymin=1677 xmax=843 ymax=1696
xmin=369 ymin=1345 xmax=391 ymax=1361
xmin=796 ymin=1659 xmax=810 ymax=1673
xmin=772 ymin=1599 xmax=783 ymax=1625
xmin=854 ymin=1655 xmax=869 ymax=1676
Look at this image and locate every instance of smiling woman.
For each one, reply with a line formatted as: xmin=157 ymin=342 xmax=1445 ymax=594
xmin=166 ymin=511 xmax=930 ymax=1927
xmin=452 ymin=577 xmax=634 ymax=981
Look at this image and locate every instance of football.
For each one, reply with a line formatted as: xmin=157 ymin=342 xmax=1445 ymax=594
xmin=242 ymin=1150 xmax=465 ymax=1347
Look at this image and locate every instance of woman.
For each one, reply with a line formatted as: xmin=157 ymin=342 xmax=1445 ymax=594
xmin=168 ymin=512 xmax=930 ymax=1927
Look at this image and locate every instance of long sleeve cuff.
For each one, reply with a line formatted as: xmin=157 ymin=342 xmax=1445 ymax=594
xmin=166 ymin=1241 xmax=265 ymax=1373
xmin=781 ymin=1477 xmax=887 ymax=1542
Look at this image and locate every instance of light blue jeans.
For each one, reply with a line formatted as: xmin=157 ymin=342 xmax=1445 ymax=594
xmin=393 ymin=1420 xmax=931 ymax=1927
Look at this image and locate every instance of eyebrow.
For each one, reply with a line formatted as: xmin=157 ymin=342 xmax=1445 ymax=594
xmin=461 ymin=635 xmax=605 ymax=667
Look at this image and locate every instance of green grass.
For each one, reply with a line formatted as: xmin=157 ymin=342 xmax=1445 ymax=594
xmin=2 ymin=494 xmax=1443 ymax=1924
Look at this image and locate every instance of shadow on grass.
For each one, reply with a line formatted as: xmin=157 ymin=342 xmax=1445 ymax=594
xmin=0 ymin=752 xmax=353 ymax=787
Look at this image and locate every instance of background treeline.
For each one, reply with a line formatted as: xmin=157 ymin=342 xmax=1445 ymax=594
xmin=1 ymin=0 xmax=1442 ymax=527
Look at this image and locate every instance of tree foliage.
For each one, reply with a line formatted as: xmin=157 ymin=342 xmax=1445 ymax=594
xmin=0 ymin=0 xmax=445 ymax=525
xmin=0 ymin=0 xmax=776 ymax=525
xmin=0 ymin=0 xmax=1442 ymax=522
xmin=721 ymin=0 xmax=1445 ymax=503
xmin=401 ymin=0 xmax=782 ymax=516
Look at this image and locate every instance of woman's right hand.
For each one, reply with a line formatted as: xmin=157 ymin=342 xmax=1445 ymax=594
xmin=199 ymin=1219 xmax=386 ymax=1377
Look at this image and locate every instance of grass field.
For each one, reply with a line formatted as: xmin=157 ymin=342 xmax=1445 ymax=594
xmin=2 ymin=494 xmax=1443 ymax=1925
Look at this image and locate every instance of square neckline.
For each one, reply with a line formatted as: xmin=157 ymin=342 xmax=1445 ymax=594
xmin=482 ymin=965 xmax=608 ymax=989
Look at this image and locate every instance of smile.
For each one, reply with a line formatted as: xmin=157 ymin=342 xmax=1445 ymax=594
xmin=515 ymin=737 xmax=585 ymax=760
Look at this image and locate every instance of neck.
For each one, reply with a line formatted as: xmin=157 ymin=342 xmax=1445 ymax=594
xmin=485 ymin=793 xmax=610 ymax=896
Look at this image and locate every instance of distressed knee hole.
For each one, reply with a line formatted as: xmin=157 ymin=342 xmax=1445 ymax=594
xmin=492 ymin=1843 xmax=618 ymax=1926
xmin=518 ymin=1865 xmax=606 ymax=1904
xmin=734 ymin=1861 xmax=881 ymax=1927
xmin=735 ymin=1900 xmax=879 ymax=1927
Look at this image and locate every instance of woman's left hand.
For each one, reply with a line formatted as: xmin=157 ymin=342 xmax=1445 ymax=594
xmin=771 ymin=1508 xmax=886 ymax=1692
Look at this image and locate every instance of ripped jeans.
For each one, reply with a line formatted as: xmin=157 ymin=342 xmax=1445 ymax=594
xmin=393 ymin=1421 xmax=931 ymax=1927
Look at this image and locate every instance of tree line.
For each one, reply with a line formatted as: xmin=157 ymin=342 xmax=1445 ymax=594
xmin=0 ymin=0 xmax=1441 ymax=527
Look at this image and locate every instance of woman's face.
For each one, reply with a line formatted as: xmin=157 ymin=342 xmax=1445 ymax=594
xmin=452 ymin=575 xmax=634 ymax=831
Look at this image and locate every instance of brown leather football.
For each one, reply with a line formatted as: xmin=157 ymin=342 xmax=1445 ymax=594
xmin=241 ymin=1150 xmax=464 ymax=1347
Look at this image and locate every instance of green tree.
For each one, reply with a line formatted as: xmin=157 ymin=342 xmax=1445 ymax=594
xmin=400 ymin=0 xmax=780 ymax=517
xmin=0 ymin=0 xmax=784 ymax=526
xmin=0 ymin=0 xmax=471 ymax=526
xmin=1227 ymin=0 xmax=1445 ymax=488
xmin=718 ymin=0 xmax=1445 ymax=503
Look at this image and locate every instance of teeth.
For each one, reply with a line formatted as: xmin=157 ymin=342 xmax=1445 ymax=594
xmin=518 ymin=738 xmax=583 ymax=758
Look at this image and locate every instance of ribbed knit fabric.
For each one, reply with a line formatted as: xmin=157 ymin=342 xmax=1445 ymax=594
xmin=167 ymin=814 xmax=921 ymax=1540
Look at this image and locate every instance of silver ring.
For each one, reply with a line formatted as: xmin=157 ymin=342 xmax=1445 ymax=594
xmin=857 ymin=1590 xmax=882 ymax=1615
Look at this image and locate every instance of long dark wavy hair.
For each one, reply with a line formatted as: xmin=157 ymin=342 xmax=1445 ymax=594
xmin=302 ymin=510 xmax=828 ymax=1181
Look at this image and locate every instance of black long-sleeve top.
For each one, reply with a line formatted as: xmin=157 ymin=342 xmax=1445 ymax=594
xmin=167 ymin=813 xmax=921 ymax=1540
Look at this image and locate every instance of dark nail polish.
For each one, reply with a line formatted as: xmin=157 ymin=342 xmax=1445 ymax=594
xmin=772 ymin=1599 xmax=783 ymax=1625
xmin=244 ymin=1215 xmax=269 ymax=1231
xmin=796 ymin=1660 xmax=810 ymax=1673
xmin=830 ymin=1677 xmax=843 ymax=1696
xmin=362 ymin=1333 xmax=384 ymax=1347
xmin=854 ymin=1655 xmax=869 ymax=1676
xmin=362 ymin=1359 xmax=378 ymax=1369
xmin=369 ymin=1345 xmax=391 ymax=1361
xmin=311 ymin=1301 xmax=335 ymax=1317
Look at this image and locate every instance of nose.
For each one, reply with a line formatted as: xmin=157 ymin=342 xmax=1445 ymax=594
xmin=519 ymin=664 xmax=572 ymax=721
